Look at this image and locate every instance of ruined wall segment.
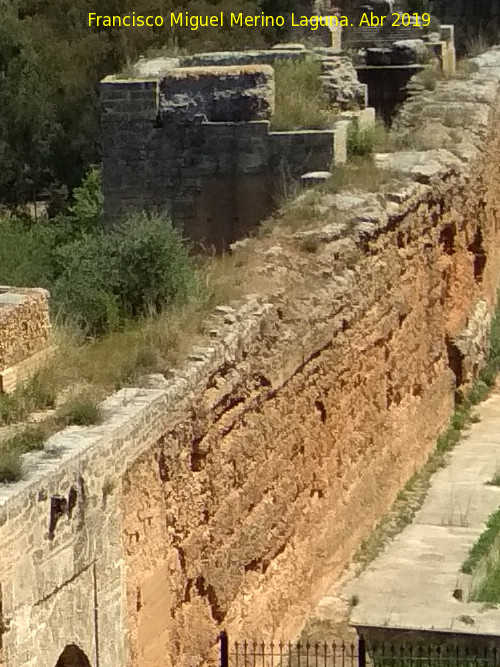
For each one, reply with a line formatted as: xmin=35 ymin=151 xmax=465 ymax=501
xmin=100 ymin=52 xmax=354 ymax=247
xmin=100 ymin=65 xmax=282 ymax=247
xmin=0 ymin=287 xmax=52 ymax=393
xmin=4 ymin=49 xmax=500 ymax=667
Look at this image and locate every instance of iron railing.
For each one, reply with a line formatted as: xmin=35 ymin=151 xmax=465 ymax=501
xmin=219 ymin=634 xmax=500 ymax=667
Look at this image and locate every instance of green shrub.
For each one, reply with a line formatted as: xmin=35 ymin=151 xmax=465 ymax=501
xmin=0 ymin=169 xmax=103 ymax=289
xmin=0 ymin=394 xmax=24 ymax=425
xmin=52 ymin=213 xmax=200 ymax=335
xmin=0 ymin=217 xmax=58 ymax=287
xmin=52 ymin=235 xmax=122 ymax=334
xmin=67 ymin=167 xmax=103 ymax=234
xmin=272 ymin=59 xmax=336 ymax=131
xmin=0 ymin=424 xmax=49 ymax=482
xmin=0 ymin=450 xmax=23 ymax=483
xmin=7 ymin=425 xmax=47 ymax=453
xmin=347 ymin=125 xmax=375 ymax=157
xmin=57 ymin=395 xmax=103 ymax=426
xmin=0 ymin=372 xmax=57 ymax=426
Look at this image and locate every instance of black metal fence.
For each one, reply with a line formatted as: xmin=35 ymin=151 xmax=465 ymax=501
xmin=219 ymin=634 xmax=500 ymax=667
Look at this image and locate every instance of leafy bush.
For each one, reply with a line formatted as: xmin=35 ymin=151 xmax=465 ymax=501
xmin=52 ymin=213 xmax=200 ymax=335
xmin=0 ymin=167 xmax=199 ymax=338
xmin=347 ymin=125 xmax=375 ymax=157
xmin=0 ymin=371 xmax=57 ymax=426
xmin=0 ymin=167 xmax=103 ymax=288
xmin=272 ymin=59 xmax=337 ymax=131
xmin=0 ymin=217 xmax=58 ymax=287
xmin=0 ymin=450 xmax=23 ymax=483
xmin=57 ymin=395 xmax=103 ymax=426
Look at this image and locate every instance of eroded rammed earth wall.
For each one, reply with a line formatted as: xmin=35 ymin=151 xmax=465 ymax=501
xmin=3 ymin=50 xmax=500 ymax=667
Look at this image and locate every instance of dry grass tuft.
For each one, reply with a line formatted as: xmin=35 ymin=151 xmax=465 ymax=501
xmin=272 ymin=58 xmax=337 ymax=131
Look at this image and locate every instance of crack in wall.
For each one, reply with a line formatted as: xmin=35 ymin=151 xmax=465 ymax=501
xmin=34 ymin=561 xmax=94 ymax=607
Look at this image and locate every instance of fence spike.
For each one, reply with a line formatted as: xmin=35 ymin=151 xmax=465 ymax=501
xmin=220 ymin=631 xmax=229 ymax=667
xmin=358 ymin=637 xmax=366 ymax=667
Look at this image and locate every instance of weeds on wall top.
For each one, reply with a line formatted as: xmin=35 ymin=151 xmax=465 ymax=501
xmin=271 ymin=58 xmax=337 ymax=131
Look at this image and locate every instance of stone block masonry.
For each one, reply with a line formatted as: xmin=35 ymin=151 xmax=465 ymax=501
xmin=5 ymin=47 xmax=500 ymax=667
xmin=0 ymin=287 xmax=52 ymax=393
xmin=100 ymin=56 xmax=352 ymax=249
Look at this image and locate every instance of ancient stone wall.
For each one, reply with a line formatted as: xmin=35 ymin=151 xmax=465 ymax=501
xmin=121 ymin=64 xmax=500 ymax=662
xmin=0 ymin=288 xmax=52 ymax=393
xmin=100 ymin=55 xmax=353 ymax=248
xmin=3 ymin=49 xmax=500 ymax=667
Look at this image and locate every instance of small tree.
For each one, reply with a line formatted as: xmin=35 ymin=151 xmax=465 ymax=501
xmin=67 ymin=166 xmax=103 ymax=232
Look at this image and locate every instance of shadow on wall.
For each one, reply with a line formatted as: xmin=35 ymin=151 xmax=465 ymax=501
xmin=55 ymin=645 xmax=91 ymax=667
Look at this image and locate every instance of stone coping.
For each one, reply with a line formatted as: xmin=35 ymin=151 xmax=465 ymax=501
xmin=0 ymin=287 xmax=48 ymax=312
xmin=0 ymin=297 xmax=274 ymax=513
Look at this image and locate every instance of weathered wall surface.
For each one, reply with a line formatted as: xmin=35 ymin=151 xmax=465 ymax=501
xmin=0 ymin=288 xmax=52 ymax=393
xmin=3 ymin=50 xmax=500 ymax=667
xmin=0 ymin=288 xmax=50 ymax=371
xmin=122 ymin=63 xmax=500 ymax=662
xmin=100 ymin=56 xmax=352 ymax=247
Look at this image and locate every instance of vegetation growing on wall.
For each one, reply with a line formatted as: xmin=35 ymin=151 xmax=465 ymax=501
xmin=461 ymin=507 xmax=500 ymax=576
xmin=271 ymin=59 xmax=337 ymax=130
